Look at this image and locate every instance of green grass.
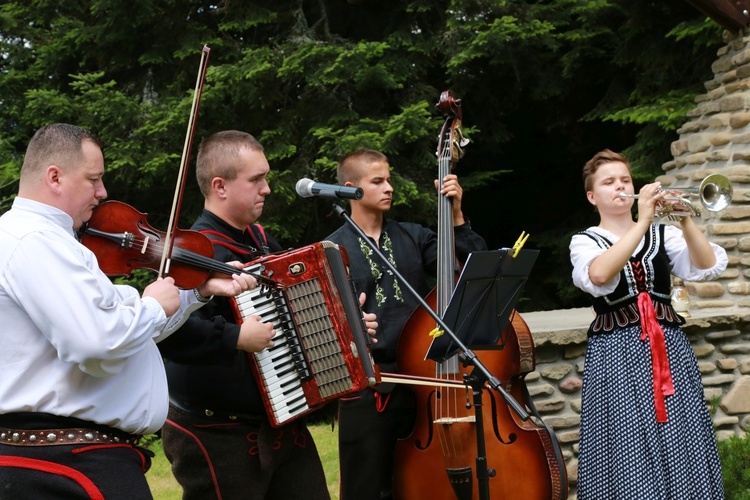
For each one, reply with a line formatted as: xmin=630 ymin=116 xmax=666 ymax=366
xmin=145 ymin=425 xmax=750 ymax=499
xmin=145 ymin=437 xmax=181 ymax=500
xmin=146 ymin=423 xmax=340 ymax=499
xmin=719 ymin=432 xmax=750 ymax=500
xmin=312 ymin=423 xmax=341 ymax=499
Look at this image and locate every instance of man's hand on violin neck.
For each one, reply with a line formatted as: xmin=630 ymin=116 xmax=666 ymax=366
xmin=199 ymin=268 xmax=257 ymax=298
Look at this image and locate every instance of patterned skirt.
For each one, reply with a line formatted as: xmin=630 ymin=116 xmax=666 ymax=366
xmin=577 ymin=323 xmax=724 ymax=499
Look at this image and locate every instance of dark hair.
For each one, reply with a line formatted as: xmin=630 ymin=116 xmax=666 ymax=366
xmin=337 ymin=148 xmax=388 ymax=184
xmin=582 ymin=149 xmax=630 ymax=192
xmin=195 ymin=130 xmax=264 ymax=197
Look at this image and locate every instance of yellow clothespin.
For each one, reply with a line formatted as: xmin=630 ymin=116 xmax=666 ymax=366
xmin=511 ymin=231 xmax=529 ymax=258
xmin=429 ymin=326 xmax=444 ymax=338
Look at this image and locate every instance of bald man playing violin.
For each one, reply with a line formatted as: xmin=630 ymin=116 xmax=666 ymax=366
xmin=0 ymin=123 xmax=257 ymax=499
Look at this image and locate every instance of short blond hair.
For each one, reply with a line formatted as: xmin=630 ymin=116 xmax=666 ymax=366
xmin=21 ymin=124 xmax=102 ymax=185
xmin=337 ymin=148 xmax=388 ymax=184
xmin=196 ymin=130 xmax=264 ymax=197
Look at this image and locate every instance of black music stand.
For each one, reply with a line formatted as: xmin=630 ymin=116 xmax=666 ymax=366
xmin=426 ymin=248 xmax=538 ymax=362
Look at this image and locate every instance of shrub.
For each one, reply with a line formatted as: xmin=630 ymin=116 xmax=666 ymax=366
xmin=719 ymin=432 xmax=750 ymax=499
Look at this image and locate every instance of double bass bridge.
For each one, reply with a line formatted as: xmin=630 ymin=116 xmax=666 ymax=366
xmin=434 ymin=416 xmax=476 ymax=425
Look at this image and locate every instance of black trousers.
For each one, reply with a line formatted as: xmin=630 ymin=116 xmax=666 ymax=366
xmin=0 ymin=414 xmax=152 ymax=500
xmin=337 ymin=386 xmax=415 ymax=500
xmin=161 ymin=403 xmax=329 ymax=500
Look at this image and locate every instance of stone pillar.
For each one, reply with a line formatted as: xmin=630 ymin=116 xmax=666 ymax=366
xmin=663 ymin=28 xmax=750 ymax=312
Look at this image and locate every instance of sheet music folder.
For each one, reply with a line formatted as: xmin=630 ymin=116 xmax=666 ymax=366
xmin=425 ymin=248 xmax=539 ymax=362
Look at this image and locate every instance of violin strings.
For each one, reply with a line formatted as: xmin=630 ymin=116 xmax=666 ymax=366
xmin=124 ymin=234 xmax=238 ymax=274
xmin=113 ymin=233 xmax=273 ymax=285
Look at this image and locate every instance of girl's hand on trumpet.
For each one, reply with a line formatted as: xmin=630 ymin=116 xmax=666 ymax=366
xmin=635 ymin=184 xmax=716 ymax=267
xmin=657 ymin=188 xmax=695 ymax=220
xmin=633 ymin=183 xmax=698 ymax=221
xmin=636 ymin=182 xmax=666 ymax=225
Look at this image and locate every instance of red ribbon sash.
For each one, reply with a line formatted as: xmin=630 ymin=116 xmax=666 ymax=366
xmin=637 ymin=292 xmax=675 ymax=423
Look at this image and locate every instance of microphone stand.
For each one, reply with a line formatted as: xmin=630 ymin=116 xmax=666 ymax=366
xmin=332 ymin=203 xmax=531 ymax=500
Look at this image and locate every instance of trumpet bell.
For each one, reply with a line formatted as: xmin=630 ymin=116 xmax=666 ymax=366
xmin=618 ymin=173 xmax=733 ymax=219
xmin=699 ymin=173 xmax=733 ymax=212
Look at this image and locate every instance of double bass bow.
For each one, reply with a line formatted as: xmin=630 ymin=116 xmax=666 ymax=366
xmin=390 ymin=90 xmax=568 ymax=500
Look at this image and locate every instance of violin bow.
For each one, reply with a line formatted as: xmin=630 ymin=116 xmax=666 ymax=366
xmin=159 ymin=45 xmax=211 ymax=278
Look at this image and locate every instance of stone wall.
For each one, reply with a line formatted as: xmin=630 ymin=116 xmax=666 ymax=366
xmin=663 ymin=29 xmax=750 ymax=310
xmin=524 ymin=309 xmax=750 ymax=499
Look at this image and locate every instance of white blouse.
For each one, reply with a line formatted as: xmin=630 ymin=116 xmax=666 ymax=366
xmin=570 ymin=225 xmax=728 ymax=298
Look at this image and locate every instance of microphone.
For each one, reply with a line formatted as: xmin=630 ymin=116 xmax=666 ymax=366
xmin=295 ymin=178 xmax=363 ymax=200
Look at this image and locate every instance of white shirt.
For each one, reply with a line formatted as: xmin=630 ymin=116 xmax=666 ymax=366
xmin=0 ymin=198 xmax=205 ymax=434
xmin=570 ymin=224 xmax=728 ymax=297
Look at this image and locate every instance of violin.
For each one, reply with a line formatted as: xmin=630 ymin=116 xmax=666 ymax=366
xmin=80 ymin=200 xmax=276 ymax=289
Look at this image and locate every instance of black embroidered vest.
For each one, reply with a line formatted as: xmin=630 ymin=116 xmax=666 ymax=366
xmin=578 ymin=224 xmax=684 ymax=335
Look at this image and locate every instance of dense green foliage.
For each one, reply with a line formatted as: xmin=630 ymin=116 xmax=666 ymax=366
xmin=719 ymin=432 xmax=750 ymax=499
xmin=0 ymin=0 xmax=725 ymax=310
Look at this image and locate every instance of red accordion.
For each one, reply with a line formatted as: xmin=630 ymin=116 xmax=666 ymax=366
xmin=231 ymin=241 xmax=379 ymax=427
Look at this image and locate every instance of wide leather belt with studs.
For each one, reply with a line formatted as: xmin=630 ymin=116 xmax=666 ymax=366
xmin=0 ymin=427 xmax=140 ymax=446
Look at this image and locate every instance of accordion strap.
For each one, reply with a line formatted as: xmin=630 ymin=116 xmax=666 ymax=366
xmin=200 ymin=224 xmax=268 ymax=259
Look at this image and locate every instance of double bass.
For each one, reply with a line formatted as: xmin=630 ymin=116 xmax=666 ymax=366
xmin=391 ymin=91 xmax=568 ymax=499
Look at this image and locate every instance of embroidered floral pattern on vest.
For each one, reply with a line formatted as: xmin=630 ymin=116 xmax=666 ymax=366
xmin=359 ymin=232 xmax=403 ymax=306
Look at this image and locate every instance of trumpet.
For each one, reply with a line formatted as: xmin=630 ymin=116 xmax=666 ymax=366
xmin=618 ymin=173 xmax=733 ymax=219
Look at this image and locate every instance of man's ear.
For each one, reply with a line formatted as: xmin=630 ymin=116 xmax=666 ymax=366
xmin=212 ymin=177 xmax=227 ymax=198
xmin=46 ymin=165 xmax=63 ymax=194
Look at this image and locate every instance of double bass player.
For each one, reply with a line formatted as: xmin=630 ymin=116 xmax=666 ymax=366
xmin=325 ymin=148 xmax=487 ymax=500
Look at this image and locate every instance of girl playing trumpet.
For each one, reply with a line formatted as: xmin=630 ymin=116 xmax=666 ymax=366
xmin=569 ymin=149 xmax=727 ymax=499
